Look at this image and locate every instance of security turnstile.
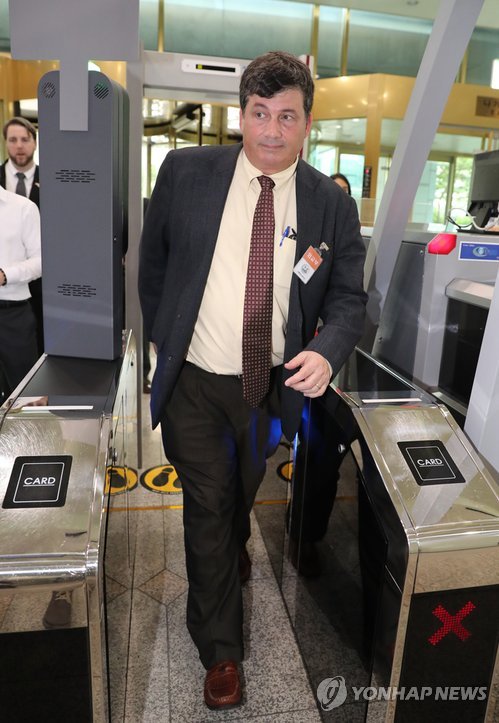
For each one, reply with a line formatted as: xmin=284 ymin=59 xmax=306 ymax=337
xmin=289 ymin=348 xmax=498 ymax=722
xmin=341 ymin=350 xmax=498 ymax=721
xmin=0 ymin=332 xmax=137 ymax=722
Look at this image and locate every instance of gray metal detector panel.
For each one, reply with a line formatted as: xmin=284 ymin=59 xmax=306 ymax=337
xmin=37 ymin=70 xmax=128 ymax=360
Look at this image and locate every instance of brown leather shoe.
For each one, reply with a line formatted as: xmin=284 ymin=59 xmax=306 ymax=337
xmin=238 ymin=546 xmax=252 ymax=585
xmin=204 ymin=660 xmax=242 ymax=709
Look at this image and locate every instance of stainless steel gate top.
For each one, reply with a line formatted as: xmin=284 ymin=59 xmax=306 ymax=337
xmin=335 ymin=350 xmax=499 ymax=592
xmin=0 ymin=354 xmax=121 ymax=591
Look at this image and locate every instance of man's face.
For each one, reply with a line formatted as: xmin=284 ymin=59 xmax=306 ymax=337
xmin=5 ymin=124 xmax=36 ymax=170
xmin=240 ymin=88 xmax=312 ymax=175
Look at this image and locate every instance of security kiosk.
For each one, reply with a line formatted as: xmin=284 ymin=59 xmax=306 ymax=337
xmin=467 ymin=150 xmax=499 ymax=230
xmin=371 ymin=230 xmax=497 ymax=423
xmin=0 ymin=332 xmax=137 ymax=722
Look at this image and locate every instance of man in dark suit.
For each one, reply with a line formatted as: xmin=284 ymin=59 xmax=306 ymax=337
xmin=139 ymin=50 xmax=367 ymax=709
xmin=1 ymin=117 xmax=43 ymax=355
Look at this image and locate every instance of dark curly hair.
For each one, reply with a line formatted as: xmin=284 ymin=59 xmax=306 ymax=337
xmin=239 ymin=51 xmax=314 ymax=117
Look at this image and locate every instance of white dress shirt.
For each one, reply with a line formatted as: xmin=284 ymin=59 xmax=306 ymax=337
xmin=5 ymin=159 xmax=37 ymax=197
xmin=0 ymin=185 xmax=41 ymax=300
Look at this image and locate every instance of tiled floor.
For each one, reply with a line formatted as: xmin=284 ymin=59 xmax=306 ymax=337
xmin=107 ymin=388 xmax=370 ymax=722
xmin=115 ymin=395 xmax=322 ymax=722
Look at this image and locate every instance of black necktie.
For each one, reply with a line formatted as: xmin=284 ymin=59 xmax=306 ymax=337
xmin=242 ymin=175 xmax=275 ymax=407
xmin=15 ymin=172 xmax=27 ymax=197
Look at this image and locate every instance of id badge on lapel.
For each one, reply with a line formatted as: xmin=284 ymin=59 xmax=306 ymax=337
xmin=293 ymin=244 xmax=329 ymax=284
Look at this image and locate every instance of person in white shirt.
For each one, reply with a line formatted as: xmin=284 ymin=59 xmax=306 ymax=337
xmin=0 ymin=185 xmax=41 ymax=397
xmin=1 ymin=117 xmax=44 ymax=355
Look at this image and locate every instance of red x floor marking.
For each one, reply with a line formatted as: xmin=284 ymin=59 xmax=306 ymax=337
xmin=428 ymin=601 xmax=476 ymax=646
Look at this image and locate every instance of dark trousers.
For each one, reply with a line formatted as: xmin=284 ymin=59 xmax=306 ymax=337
xmin=160 ymin=361 xmax=281 ymax=669
xmin=0 ymin=302 xmax=38 ymax=397
xmin=143 ymin=335 xmax=151 ymax=382
xmin=29 ymin=278 xmax=44 ymax=355
xmin=289 ymin=397 xmax=352 ymax=543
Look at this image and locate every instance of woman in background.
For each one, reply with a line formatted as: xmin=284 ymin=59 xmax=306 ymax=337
xmin=331 ymin=172 xmax=351 ymax=195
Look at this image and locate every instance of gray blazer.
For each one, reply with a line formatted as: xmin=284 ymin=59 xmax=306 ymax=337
xmin=138 ymin=143 xmax=367 ymax=440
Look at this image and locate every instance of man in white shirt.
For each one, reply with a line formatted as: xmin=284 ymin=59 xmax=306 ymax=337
xmin=1 ymin=116 xmax=44 ymax=355
xmin=0 ymin=185 xmax=41 ymax=397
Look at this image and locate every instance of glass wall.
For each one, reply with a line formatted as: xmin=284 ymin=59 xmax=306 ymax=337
xmin=412 ymin=160 xmax=449 ymax=225
xmin=316 ymin=5 xmax=344 ymax=78
xmin=4 ymin=0 xmax=499 ymax=229
xmin=309 ymin=117 xmax=366 ymax=210
xmin=308 ymin=115 xmax=489 ymax=228
xmin=0 ymin=0 xmax=8 ymax=52
xmin=139 ymin=0 xmax=160 ymax=51
xmin=338 ymin=153 xmax=364 ymax=198
xmin=136 ymin=2 xmax=439 ymax=80
xmin=467 ymin=26 xmax=499 ymax=86
xmin=309 ymin=119 xmax=366 ymax=172
xmin=141 ymin=100 xmax=241 ymax=197
xmin=450 ymin=156 xmax=474 ymax=217
xmin=146 ymin=0 xmax=315 ymax=59
xmin=347 ymin=10 xmax=432 ymax=77
xmin=142 ymin=134 xmax=169 ymax=198
xmin=308 ymin=139 xmax=337 ymax=177
xmin=136 ymin=2 xmax=499 ymax=86
xmin=2 ymin=1 xmax=499 ymax=87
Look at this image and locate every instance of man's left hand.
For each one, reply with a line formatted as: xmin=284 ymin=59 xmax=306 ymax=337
xmin=284 ymin=351 xmax=332 ymax=397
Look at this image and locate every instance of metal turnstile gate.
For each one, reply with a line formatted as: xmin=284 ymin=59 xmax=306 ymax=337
xmin=339 ymin=349 xmax=498 ymax=722
xmin=289 ymin=348 xmax=498 ymax=722
xmin=0 ymin=332 xmax=137 ymax=721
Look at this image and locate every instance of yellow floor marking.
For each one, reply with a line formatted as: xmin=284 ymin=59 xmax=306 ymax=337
xmin=109 ymin=495 xmax=356 ymax=512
